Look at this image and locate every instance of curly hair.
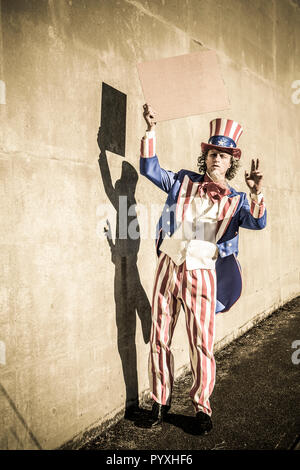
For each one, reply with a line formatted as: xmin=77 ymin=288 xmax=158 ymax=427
xmin=197 ymin=150 xmax=240 ymax=181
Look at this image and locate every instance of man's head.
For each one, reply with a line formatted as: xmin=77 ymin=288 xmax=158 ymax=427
xmin=199 ymin=118 xmax=243 ymax=181
xmin=197 ymin=147 xmax=240 ymax=181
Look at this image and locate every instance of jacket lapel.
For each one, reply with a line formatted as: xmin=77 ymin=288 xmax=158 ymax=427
xmin=176 ymin=174 xmax=201 ymax=226
xmin=215 ymin=194 xmax=240 ymax=242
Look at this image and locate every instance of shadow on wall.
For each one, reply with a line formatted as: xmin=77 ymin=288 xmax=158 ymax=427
xmin=0 ymin=383 xmax=42 ymax=450
xmin=97 ymin=83 xmax=151 ymax=417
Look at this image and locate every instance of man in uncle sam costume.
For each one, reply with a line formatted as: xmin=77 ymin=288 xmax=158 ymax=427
xmin=139 ymin=103 xmax=266 ymax=433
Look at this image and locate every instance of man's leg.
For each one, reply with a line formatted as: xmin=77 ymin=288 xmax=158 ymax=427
xmin=148 ymin=254 xmax=182 ymax=408
xmin=181 ymin=267 xmax=217 ymax=417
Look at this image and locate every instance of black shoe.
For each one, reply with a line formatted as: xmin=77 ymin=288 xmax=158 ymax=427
xmin=195 ymin=411 xmax=213 ymax=434
xmin=151 ymin=402 xmax=171 ymax=427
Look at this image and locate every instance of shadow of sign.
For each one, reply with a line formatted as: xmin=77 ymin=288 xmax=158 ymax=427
xmin=100 ymin=82 xmax=126 ymax=157
xmin=98 ymin=83 xmax=151 ymax=417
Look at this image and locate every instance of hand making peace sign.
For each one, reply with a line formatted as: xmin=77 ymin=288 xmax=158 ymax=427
xmin=244 ymin=158 xmax=263 ymax=195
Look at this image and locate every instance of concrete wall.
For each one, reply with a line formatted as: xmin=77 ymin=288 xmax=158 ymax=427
xmin=0 ymin=0 xmax=299 ymax=449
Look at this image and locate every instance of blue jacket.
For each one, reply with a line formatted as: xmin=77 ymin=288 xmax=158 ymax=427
xmin=140 ymin=155 xmax=267 ymax=314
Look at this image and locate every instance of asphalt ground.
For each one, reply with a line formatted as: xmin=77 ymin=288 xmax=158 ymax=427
xmin=80 ymin=296 xmax=300 ymax=451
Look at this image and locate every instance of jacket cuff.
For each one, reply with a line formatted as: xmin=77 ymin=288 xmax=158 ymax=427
xmin=250 ymin=192 xmax=265 ymax=218
xmin=140 ymin=130 xmax=156 ymax=158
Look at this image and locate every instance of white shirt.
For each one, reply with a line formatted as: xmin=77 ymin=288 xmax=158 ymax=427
xmin=160 ymin=184 xmax=220 ymax=270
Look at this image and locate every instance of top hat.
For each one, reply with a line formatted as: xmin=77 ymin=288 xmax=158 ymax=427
xmin=201 ymin=118 xmax=243 ymax=159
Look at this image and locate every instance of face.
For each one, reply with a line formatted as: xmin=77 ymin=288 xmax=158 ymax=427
xmin=206 ymin=148 xmax=232 ymax=180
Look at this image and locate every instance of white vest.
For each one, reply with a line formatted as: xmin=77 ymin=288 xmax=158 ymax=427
xmin=160 ymin=191 xmax=219 ymax=270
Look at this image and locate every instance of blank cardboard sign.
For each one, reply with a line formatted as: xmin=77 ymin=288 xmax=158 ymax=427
xmin=137 ymin=50 xmax=230 ymax=122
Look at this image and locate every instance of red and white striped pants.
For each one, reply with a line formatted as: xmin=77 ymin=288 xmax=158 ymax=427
xmin=149 ymin=253 xmax=217 ymax=416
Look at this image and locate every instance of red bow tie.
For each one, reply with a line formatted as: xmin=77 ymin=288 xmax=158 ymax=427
xmin=198 ymin=180 xmax=230 ymax=203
